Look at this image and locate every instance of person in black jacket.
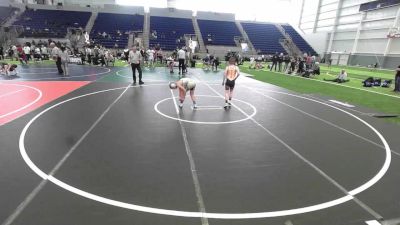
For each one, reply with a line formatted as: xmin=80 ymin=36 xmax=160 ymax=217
xmin=394 ymin=65 xmax=400 ymax=92
xmin=270 ymin=52 xmax=278 ymax=71
xmin=0 ymin=46 xmax=4 ymax=60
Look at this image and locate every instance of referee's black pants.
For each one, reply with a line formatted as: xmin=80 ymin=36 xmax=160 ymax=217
xmin=131 ymin=63 xmax=142 ymax=83
xmin=178 ymin=59 xmax=185 ymax=73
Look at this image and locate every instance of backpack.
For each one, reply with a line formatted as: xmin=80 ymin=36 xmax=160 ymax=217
xmin=362 ymin=77 xmax=374 ymax=87
xmin=381 ymin=80 xmax=392 ymax=88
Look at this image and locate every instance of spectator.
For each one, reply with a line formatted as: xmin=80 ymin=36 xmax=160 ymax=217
xmin=324 ymin=69 xmax=349 ymax=83
xmin=0 ymin=46 xmax=3 ymax=60
xmin=297 ymin=58 xmax=305 ymax=74
xmin=312 ymin=62 xmax=320 ymax=75
xmin=59 ymin=46 xmax=70 ymax=76
xmin=50 ymin=43 xmax=63 ymax=75
xmin=146 ymin=47 xmax=155 ymax=68
xmin=34 ymin=46 xmax=42 ymax=61
xmin=283 ymin=54 xmax=290 ymax=72
xmin=278 ymin=53 xmax=284 ymax=72
xmin=394 ymin=66 xmax=400 ymax=92
xmin=23 ymin=44 xmax=31 ymax=62
xmin=249 ymin=57 xmax=256 ymax=69
xmin=288 ymin=57 xmax=296 ymax=74
xmin=270 ymin=52 xmax=278 ymax=71
xmin=41 ymin=45 xmax=48 ymax=60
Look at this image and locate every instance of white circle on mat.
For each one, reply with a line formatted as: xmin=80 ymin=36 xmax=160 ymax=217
xmin=19 ymin=85 xmax=391 ymax=219
xmin=154 ymin=95 xmax=257 ymax=125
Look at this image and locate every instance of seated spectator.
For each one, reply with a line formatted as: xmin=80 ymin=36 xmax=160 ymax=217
xmin=312 ymin=62 xmax=320 ymax=75
xmin=32 ymin=46 xmax=41 ymax=61
xmin=324 ymin=69 xmax=349 ymax=83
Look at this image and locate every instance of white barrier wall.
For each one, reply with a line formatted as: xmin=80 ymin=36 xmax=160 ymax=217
xmin=149 ymin=7 xmax=192 ymax=18
xmin=196 ymin=11 xmax=235 ymax=21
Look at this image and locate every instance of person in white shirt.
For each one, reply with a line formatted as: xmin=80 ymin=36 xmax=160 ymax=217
xmin=128 ymin=47 xmax=144 ymax=85
xmin=85 ymin=47 xmax=92 ymax=64
xmin=249 ymin=57 xmax=256 ymax=69
xmin=50 ymin=43 xmax=63 ymax=75
xmin=41 ymin=45 xmax=48 ymax=60
xmin=146 ymin=48 xmax=155 ymax=69
xmin=34 ymin=47 xmax=41 ymax=61
xmin=59 ymin=46 xmax=70 ymax=76
xmin=23 ymin=45 xmax=31 ymax=61
xmin=177 ymin=47 xmax=186 ymax=75
xmin=11 ymin=45 xmax=17 ymax=60
xmin=324 ymin=69 xmax=349 ymax=83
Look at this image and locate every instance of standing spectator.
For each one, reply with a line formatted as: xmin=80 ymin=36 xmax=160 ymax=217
xmin=0 ymin=46 xmax=4 ymax=60
xmin=128 ymin=47 xmax=144 ymax=85
xmin=270 ymin=52 xmax=278 ymax=71
xmin=23 ymin=44 xmax=31 ymax=62
xmin=283 ymin=54 xmax=290 ymax=72
xmin=177 ymin=47 xmax=186 ymax=75
xmin=51 ymin=43 xmax=63 ymax=75
xmin=306 ymin=55 xmax=312 ymax=69
xmin=11 ymin=45 xmax=18 ymax=60
xmin=41 ymin=45 xmax=48 ymax=60
xmin=85 ymin=47 xmax=92 ymax=64
xmin=59 ymin=46 xmax=70 ymax=76
xmin=17 ymin=45 xmax=27 ymax=64
xmin=278 ymin=53 xmax=284 ymax=72
xmin=146 ymin=47 xmax=155 ymax=68
xmin=394 ymin=66 xmax=400 ymax=92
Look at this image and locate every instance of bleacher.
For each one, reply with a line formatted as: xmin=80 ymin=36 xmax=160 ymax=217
xmin=241 ymin=22 xmax=286 ymax=55
xmin=282 ymin=25 xmax=316 ymax=55
xmin=91 ymin=13 xmax=144 ymax=49
xmin=0 ymin=6 xmax=17 ymax=25
xmin=13 ymin=9 xmax=91 ymax=38
xmin=197 ymin=19 xmax=241 ymax=46
xmin=149 ymin=16 xmax=194 ymax=51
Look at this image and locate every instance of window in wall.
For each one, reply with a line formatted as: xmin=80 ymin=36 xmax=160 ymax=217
xmin=365 ymin=5 xmax=399 ymax=20
xmin=316 ymin=26 xmax=334 ymax=32
xmin=301 ymin=21 xmax=315 ymax=29
xmin=340 ymin=5 xmax=362 ymax=16
xmin=362 ymin=18 xmax=394 ymax=29
xmin=318 ymin=18 xmax=335 ymax=27
xmin=319 ymin=10 xmax=337 ymax=20
xmin=336 ymin=23 xmax=359 ymax=31
xmin=320 ymin=2 xmax=339 ymax=12
xmin=338 ymin=14 xmax=361 ymax=24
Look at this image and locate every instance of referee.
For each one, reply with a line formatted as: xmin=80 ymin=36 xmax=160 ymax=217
xmin=177 ymin=47 xmax=186 ymax=75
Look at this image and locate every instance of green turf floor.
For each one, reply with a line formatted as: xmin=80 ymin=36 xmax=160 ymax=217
xmin=238 ymin=62 xmax=400 ymax=124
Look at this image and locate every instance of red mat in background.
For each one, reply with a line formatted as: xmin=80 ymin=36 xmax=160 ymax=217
xmin=0 ymin=81 xmax=90 ymax=125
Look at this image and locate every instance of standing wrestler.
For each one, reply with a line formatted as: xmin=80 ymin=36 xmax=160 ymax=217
xmin=222 ymin=57 xmax=240 ymax=109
